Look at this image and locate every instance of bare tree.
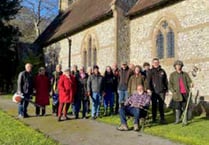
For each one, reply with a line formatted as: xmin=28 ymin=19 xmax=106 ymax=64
xmin=11 ymin=0 xmax=58 ymax=42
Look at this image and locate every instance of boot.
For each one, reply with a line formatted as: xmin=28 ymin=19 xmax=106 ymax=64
xmin=174 ymin=109 xmax=181 ymax=124
xmin=104 ymin=108 xmax=108 ymax=116
xmin=109 ymin=107 xmax=113 ymax=116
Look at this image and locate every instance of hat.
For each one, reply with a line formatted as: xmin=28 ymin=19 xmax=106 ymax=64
xmin=173 ymin=60 xmax=184 ymax=67
xmin=93 ymin=65 xmax=99 ymax=70
xmin=39 ymin=67 xmax=45 ymax=72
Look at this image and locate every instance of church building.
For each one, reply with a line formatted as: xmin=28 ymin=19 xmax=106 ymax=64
xmin=35 ymin=0 xmax=209 ymax=98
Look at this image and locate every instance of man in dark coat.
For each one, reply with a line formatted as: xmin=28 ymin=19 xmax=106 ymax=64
xmin=17 ymin=63 xmax=33 ymax=118
xmin=147 ymin=58 xmax=168 ymax=124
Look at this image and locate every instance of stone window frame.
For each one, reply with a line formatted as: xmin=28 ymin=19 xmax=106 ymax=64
xmin=81 ymin=32 xmax=99 ymax=69
xmin=152 ymin=16 xmax=179 ymax=65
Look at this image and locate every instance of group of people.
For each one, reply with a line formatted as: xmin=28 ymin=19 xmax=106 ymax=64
xmin=16 ymin=57 xmax=193 ymax=131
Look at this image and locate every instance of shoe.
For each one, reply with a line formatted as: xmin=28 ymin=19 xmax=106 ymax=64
xmin=91 ymin=116 xmax=96 ymax=120
xmin=133 ymin=124 xmax=139 ymax=131
xmin=160 ymin=119 xmax=167 ymax=124
xmin=57 ymin=117 xmax=61 ymax=122
xmin=24 ymin=113 xmax=30 ymax=118
xmin=117 ymin=124 xmax=128 ymax=131
xmin=63 ymin=116 xmax=70 ymax=120
xmin=18 ymin=114 xmax=24 ymax=119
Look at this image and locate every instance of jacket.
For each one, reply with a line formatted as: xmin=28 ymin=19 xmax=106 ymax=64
xmin=128 ymin=74 xmax=146 ymax=95
xmin=17 ymin=71 xmax=33 ymax=95
xmin=118 ymin=67 xmax=133 ymax=91
xmin=58 ymin=74 xmax=77 ymax=103
xmin=77 ymin=73 xmax=88 ymax=100
xmin=147 ymin=66 xmax=168 ymax=94
xmin=34 ymin=74 xmax=50 ymax=106
xmin=87 ymin=74 xmax=104 ymax=93
xmin=103 ymin=73 xmax=117 ymax=92
xmin=169 ymin=71 xmax=192 ymax=101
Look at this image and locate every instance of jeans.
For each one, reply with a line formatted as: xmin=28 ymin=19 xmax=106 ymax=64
xmin=118 ymin=90 xmax=128 ymax=104
xmin=103 ymin=90 xmax=114 ymax=109
xmin=52 ymin=94 xmax=59 ymax=115
xmin=119 ymin=106 xmax=140 ymax=125
xmin=18 ymin=94 xmax=30 ymax=116
xmin=91 ymin=92 xmax=101 ymax=117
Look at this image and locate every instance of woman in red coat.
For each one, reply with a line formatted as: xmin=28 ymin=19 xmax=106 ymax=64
xmin=58 ymin=68 xmax=77 ymax=121
xmin=34 ymin=67 xmax=50 ymax=116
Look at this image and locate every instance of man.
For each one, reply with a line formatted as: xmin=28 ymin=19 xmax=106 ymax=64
xmin=169 ymin=60 xmax=193 ymax=124
xmin=17 ymin=63 xmax=33 ymax=118
xmin=87 ymin=65 xmax=104 ymax=119
xmin=51 ymin=64 xmax=63 ymax=116
xmin=117 ymin=85 xmax=150 ymax=131
xmin=118 ymin=62 xmax=133 ymax=107
xmin=147 ymin=58 xmax=168 ymax=124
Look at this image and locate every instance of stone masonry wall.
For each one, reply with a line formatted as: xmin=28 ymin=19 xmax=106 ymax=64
xmin=117 ymin=6 xmax=130 ymax=65
xmin=130 ymin=0 xmax=209 ymax=98
xmin=56 ymin=18 xmax=115 ymax=73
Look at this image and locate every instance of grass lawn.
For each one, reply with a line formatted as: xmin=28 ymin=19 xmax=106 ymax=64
xmin=0 ymin=110 xmax=59 ymax=145
xmin=98 ymin=110 xmax=209 ymax=145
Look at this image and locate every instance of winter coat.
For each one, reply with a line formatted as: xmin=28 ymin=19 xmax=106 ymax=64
xmin=113 ymin=68 xmax=119 ymax=92
xmin=147 ymin=66 xmax=168 ymax=94
xmin=128 ymin=74 xmax=147 ymax=96
xmin=34 ymin=74 xmax=50 ymax=106
xmin=169 ymin=71 xmax=192 ymax=101
xmin=103 ymin=73 xmax=116 ymax=92
xmin=76 ymin=73 xmax=88 ymax=100
xmin=118 ymin=67 xmax=133 ymax=91
xmin=17 ymin=71 xmax=33 ymax=95
xmin=87 ymin=74 xmax=104 ymax=93
xmin=58 ymin=74 xmax=77 ymax=103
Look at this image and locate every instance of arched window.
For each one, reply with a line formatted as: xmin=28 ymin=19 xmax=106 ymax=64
xmin=156 ymin=31 xmax=164 ymax=59
xmin=82 ymin=33 xmax=98 ymax=68
xmin=155 ymin=20 xmax=175 ymax=59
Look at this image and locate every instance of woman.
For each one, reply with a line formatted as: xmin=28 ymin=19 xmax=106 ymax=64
xmin=103 ymin=66 xmax=116 ymax=116
xmin=75 ymin=67 xmax=89 ymax=119
xmin=169 ymin=60 xmax=193 ymax=124
xmin=34 ymin=67 xmax=50 ymax=116
xmin=128 ymin=65 xmax=146 ymax=96
xmin=58 ymin=68 xmax=77 ymax=121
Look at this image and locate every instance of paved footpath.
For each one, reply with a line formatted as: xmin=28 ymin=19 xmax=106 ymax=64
xmin=0 ymin=96 xmax=183 ymax=145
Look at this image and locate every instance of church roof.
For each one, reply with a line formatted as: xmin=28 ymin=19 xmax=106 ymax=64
xmin=128 ymin=0 xmax=182 ymax=17
xmin=35 ymin=0 xmax=114 ymax=47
